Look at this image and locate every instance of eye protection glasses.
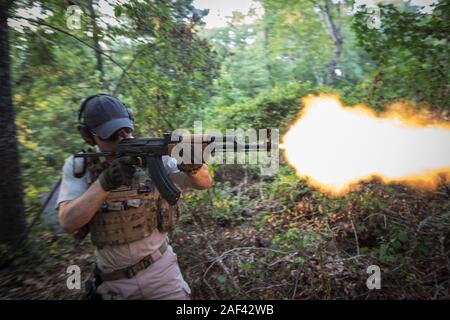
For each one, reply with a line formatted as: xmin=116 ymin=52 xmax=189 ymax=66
xmin=92 ymin=127 xmax=133 ymax=142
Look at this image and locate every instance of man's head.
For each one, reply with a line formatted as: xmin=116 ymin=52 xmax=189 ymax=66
xmin=77 ymin=94 xmax=134 ymax=150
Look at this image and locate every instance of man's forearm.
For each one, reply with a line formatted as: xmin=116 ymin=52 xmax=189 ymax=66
xmin=58 ymin=179 xmax=109 ymax=233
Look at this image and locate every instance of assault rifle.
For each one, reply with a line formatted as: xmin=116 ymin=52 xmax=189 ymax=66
xmin=74 ymin=131 xmax=272 ymax=205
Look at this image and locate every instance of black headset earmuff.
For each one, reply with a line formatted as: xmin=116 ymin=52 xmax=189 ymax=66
xmin=77 ymin=93 xmax=134 ymax=146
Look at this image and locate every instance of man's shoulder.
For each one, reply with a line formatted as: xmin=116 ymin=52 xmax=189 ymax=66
xmin=57 ymin=154 xmax=90 ymax=208
xmin=62 ymin=154 xmax=90 ymax=180
xmin=62 ymin=154 xmax=75 ymax=172
xmin=162 ymin=155 xmax=180 ymax=174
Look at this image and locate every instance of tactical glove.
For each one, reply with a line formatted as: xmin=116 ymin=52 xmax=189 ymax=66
xmin=99 ymin=156 xmax=139 ymax=191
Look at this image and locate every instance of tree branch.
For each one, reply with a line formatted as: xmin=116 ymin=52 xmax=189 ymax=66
xmin=112 ymin=41 xmax=162 ymax=95
xmin=12 ymin=15 xmax=175 ymax=130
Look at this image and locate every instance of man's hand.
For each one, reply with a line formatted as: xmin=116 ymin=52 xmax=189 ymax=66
xmin=173 ymin=164 xmax=212 ymax=190
xmin=99 ymin=156 xmax=139 ymax=191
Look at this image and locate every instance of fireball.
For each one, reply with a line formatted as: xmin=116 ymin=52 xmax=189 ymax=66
xmin=282 ymin=95 xmax=450 ymax=195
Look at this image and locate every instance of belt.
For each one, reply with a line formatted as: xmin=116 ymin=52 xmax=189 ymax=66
xmin=95 ymin=241 xmax=168 ymax=282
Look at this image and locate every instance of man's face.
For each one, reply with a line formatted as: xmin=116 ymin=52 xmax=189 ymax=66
xmin=93 ymin=127 xmax=133 ymax=153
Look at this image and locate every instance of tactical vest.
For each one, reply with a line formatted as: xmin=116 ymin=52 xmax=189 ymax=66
xmin=77 ymin=154 xmax=180 ymax=249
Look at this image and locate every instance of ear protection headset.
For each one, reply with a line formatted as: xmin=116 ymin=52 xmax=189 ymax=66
xmin=77 ymin=93 xmax=134 ymax=146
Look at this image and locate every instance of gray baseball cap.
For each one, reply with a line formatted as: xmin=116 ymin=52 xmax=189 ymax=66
xmin=83 ymin=95 xmax=134 ymax=139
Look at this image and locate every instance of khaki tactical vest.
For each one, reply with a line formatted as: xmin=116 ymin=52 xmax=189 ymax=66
xmin=76 ymin=154 xmax=180 ymax=249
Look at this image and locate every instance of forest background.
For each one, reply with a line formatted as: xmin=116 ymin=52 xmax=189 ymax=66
xmin=0 ymin=0 xmax=449 ymax=299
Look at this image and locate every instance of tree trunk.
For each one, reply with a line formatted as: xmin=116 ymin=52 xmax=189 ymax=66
xmin=0 ymin=0 xmax=26 ymax=243
xmin=319 ymin=0 xmax=343 ymax=86
xmin=87 ymin=0 xmax=105 ymax=88
xmin=263 ymin=26 xmax=275 ymax=88
xmin=327 ymin=38 xmax=342 ymax=85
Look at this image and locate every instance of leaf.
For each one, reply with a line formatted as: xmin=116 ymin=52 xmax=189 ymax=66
xmin=114 ymin=6 xmax=122 ymax=18
xmin=216 ymin=275 xmax=226 ymax=285
xmin=397 ymin=231 xmax=408 ymax=243
xmin=298 ymin=187 xmax=310 ymax=196
xmin=360 ymin=246 xmax=370 ymax=254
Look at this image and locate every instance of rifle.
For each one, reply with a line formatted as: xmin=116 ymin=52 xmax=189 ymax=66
xmin=74 ymin=131 xmax=272 ymax=205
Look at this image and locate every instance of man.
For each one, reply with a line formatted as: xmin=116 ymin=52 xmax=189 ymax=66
xmin=57 ymin=94 xmax=213 ymax=299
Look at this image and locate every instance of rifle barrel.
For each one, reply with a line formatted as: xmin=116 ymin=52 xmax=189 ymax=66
xmin=74 ymin=152 xmax=114 ymax=158
xmin=212 ymin=143 xmax=271 ymax=152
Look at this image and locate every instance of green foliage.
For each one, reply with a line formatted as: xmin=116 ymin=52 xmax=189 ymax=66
xmin=262 ymin=0 xmax=332 ymax=84
xmin=183 ymin=181 xmax=245 ymax=226
xmin=10 ymin=0 xmax=219 ymax=204
xmin=271 ymin=227 xmax=323 ymax=252
xmin=6 ymin=0 xmax=449 ymax=299
xmin=207 ymin=81 xmax=321 ymax=132
xmin=352 ymin=2 xmax=450 ymax=109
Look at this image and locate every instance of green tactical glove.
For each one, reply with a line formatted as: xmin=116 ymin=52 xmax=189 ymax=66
xmin=98 ymin=156 xmax=139 ymax=191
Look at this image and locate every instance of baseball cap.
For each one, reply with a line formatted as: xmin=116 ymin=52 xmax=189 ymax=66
xmin=83 ymin=95 xmax=134 ymax=140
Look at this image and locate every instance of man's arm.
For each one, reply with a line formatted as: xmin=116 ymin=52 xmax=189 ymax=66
xmin=58 ymin=179 xmax=109 ymax=234
xmin=58 ymin=155 xmax=139 ymax=233
xmin=58 ymin=155 xmax=211 ymax=233
xmin=169 ymin=164 xmax=213 ymax=190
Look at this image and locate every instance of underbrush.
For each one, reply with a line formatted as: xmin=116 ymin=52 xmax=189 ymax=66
xmin=174 ymin=165 xmax=450 ymax=299
xmin=1 ymin=165 xmax=449 ymax=299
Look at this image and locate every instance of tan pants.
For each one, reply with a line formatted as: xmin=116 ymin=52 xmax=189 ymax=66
xmin=96 ymin=245 xmax=191 ymax=300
